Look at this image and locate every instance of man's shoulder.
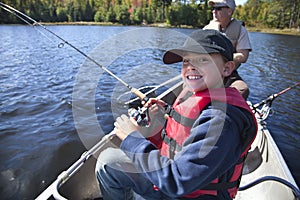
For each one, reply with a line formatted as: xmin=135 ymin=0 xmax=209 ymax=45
xmin=232 ymin=18 xmax=245 ymax=26
xmin=203 ymin=20 xmax=219 ymax=30
xmin=232 ymin=19 xmax=250 ymax=34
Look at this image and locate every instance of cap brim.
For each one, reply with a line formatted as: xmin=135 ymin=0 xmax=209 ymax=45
xmin=208 ymin=0 xmax=228 ymax=6
xmin=211 ymin=2 xmax=228 ymax=7
xmin=163 ymin=50 xmax=182 ymax=64
xmin=208 ymin=0 xmax=226 ymax=6
xmin=163 ymin=45 xmax=224 ymax=64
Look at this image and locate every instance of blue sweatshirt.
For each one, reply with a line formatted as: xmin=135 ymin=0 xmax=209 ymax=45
xmin=120 ymin=103 xmax=256 ymax=199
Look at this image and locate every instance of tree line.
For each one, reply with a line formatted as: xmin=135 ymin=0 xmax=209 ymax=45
xmin=0 ymin=0 xmax=299 ymax=29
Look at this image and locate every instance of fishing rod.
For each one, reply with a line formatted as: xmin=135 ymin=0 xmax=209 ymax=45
xmin=0 ymin=2 xmax=147 ymax=101
xmin=118 ymin=74 xmax=181 ymax=105
xmin=35 ymin=80 xmax=183 ymax=200
xmin=253 ymin=81 xmax=300 ymax=109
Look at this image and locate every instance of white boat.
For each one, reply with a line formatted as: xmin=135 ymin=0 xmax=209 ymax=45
xmin=36 ymin=81 xmax=300 ymax=200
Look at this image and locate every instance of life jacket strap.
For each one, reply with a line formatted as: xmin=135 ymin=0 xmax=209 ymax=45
xmin=200 ymin=180 xmax=239 ymax=190
xmin=200 ymin=155 xmax=245 ymax=192
xmin=169 ymin=109 xmax=196 ymax=127
xmin=161 ymin=129 xmax=182 ymax=158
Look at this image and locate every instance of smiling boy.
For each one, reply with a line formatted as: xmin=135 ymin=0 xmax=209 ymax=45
xmin=96 ymin=29 xmax=257 ymax=200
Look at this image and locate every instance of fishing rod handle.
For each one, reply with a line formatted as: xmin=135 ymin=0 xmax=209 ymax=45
xmin=131 ymin=87 xmax=149 ymax=102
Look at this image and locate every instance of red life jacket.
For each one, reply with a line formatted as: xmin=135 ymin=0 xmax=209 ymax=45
xmin=152 ymin=87 xmax=257 ymax=198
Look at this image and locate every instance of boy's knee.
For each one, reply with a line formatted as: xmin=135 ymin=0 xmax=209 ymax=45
xmin=95 ymin=147 xmax=133 ymax=175
xmin=95 ymin=148 xmax=122 ymax=172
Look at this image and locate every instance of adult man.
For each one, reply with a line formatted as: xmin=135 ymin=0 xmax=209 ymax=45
xmin=204 ymin=0 xmax=252 ymax=99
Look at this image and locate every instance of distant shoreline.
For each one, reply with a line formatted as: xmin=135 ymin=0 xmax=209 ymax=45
xmin=246 ymin=27 xmax=300 ymax=36
xmin=2 ymin=21 xmax=299 ymax=36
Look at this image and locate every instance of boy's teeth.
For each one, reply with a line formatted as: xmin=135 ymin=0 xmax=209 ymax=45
xmin=188 ymin=75 xmax=201 ymax=80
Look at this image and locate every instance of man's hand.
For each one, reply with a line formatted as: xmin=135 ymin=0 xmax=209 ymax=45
xmin=114 ymin=114 xmax=140 ymax=141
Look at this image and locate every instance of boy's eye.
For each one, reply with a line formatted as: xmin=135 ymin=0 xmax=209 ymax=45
xmin=182 ymin=57 xmax=209 ymax=66
xmin=197 ymin=58 xmax=208 ymax=63
xmin=183 ymin=59 xmax=190 ymax=65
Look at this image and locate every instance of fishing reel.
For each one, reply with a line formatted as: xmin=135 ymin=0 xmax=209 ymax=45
xmin=124 ymin=85 xmax=158 ymax=127
xmin=128 ymin=107 xmax=150 ymax=127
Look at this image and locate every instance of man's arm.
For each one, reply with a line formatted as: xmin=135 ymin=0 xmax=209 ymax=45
xmin=233 ymin=49 xmax=249 ymax=69
xmin=235 ymin=26 xmax=251 ymax=68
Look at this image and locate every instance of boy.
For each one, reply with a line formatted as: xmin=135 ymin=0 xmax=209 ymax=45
xmin=95 ymin=29 xmax=257 ymax=200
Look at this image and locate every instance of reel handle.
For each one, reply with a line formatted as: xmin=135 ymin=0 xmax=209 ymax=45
xmin=129 ymin=107 xmax=150 ymax=127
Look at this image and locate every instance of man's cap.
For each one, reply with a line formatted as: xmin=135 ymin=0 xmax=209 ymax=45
xmin=163 ymin=29 xmax=234 ymax=64
xmin=208 ymin=0 xmax=236 ymax=10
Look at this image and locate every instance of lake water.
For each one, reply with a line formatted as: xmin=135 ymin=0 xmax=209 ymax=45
xmin=0 ymin=25 xmax=299 ymax=199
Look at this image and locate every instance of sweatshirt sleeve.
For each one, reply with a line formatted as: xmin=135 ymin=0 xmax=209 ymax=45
xmin=120 ymin=105 xmax=246 ymax=197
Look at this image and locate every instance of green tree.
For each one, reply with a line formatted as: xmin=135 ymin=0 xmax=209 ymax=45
xmin=56 ymin=7 xmax=68 ymax=22
xmin=105 ymin=6 xmax=117 ymax=23
xmin=0 ymin=0 xmax=299 ymax=29
xmin=168 ymin=4 xmax=181 ymax=27
xmin=145 ymin=4 xmax=155 ymax=24
xmin=132 ymin=7 xmax=143 ymax=24
xmin=115 ymin=4 xmax=131 ymax=25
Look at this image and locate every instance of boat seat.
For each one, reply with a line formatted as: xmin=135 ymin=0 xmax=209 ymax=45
xmin=242 ymin=147 xmax=263 ymax=174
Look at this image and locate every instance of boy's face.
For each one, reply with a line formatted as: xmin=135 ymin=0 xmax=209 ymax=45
xmin=181 ymin=52 xmax=233 ymax=92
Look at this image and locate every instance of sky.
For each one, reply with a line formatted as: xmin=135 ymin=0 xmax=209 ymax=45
xmin=235 ymin=0 xmax=248 ymax=6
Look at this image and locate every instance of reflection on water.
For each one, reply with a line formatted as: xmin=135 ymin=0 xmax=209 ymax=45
xmin=0 ymin=26 xmax=299 ymax=199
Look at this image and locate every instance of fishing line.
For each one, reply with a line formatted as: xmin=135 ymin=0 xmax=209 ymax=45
xmin=0 ymin=2 xmax=63 ymax=46
xmin=0 ymin=2 xmax=148 ymax=101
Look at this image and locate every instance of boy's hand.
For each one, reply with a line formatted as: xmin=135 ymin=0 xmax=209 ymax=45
xmin=114 ymin=98 xmax=167 ymax=141
xmin=145 ymin=98 xmax=166 ymax=108
xmin=145 ymin=98 xmax=167 ymax=115
xmin=114 ymin=114 xmax=140 ymax=141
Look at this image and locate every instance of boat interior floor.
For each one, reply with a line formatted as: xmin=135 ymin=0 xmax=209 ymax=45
xmin=242 ymin=147 xmax=263 ymax=175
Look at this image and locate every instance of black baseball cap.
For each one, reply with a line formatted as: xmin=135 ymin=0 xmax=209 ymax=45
xmin=163 ymin=29 xmax=234 ymax=64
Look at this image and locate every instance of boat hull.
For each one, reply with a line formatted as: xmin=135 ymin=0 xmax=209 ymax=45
xmin=236 ymin=118 xmax=298 ymax=200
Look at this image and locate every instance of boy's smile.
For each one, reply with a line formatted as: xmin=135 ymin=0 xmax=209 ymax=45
xmin=181 ymin=52 xmax=232 ymax=92
xmin=186 ymin=75 xmax=202 ymax=80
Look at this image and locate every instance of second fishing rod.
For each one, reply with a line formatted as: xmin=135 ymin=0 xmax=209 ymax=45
xmin=0 ymin=2 xmax=148 ymax=102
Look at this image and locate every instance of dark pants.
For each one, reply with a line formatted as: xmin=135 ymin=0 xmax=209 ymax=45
xmin=224 ymin=70 xmax=249 ymax=100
